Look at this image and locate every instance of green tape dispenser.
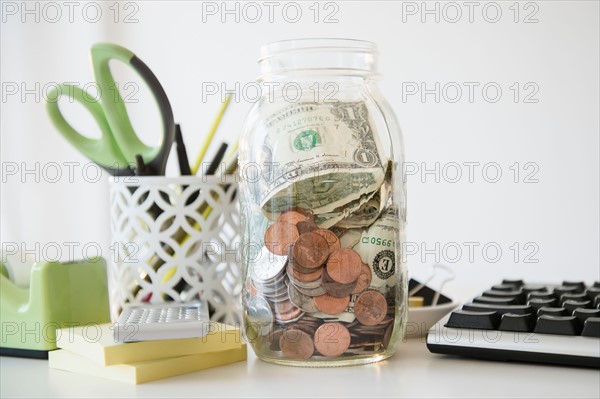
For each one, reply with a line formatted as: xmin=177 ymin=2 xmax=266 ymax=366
xmin=0 ymin=256 xmax=111 ymax=359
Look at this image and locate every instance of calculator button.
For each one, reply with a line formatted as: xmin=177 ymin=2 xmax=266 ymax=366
xmin=446 ymin=310 xmax=500 ymax=330
xmin=581 ymin=317 xmax=600 ymax=338
xmin=499 ymin=313 xmax=535 ymax=332
xmin=534 ymin=315 xmax=582 ymax=335
xmin=462 ymin=303 xmax=533 ymax=315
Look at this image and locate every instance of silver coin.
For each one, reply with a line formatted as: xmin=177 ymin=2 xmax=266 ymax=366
xmin=288 ymin=284 xmax=319 ymax=313
xmin=289 ymin=275 xmax=323 ymax=290
xmin=250 ymin=247 xmax=287 ymax=283
xmin=246 ymin=295 xmax=273 ymax=336
xmin=295 ymin=284 xmax=327 ymax=297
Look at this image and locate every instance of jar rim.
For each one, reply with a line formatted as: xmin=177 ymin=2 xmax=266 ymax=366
xmin=259 ymin=38 xmax=378 ymax=62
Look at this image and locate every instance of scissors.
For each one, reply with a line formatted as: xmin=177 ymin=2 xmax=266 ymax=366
xmin=46 ymin=43 xmax=175 ymax=176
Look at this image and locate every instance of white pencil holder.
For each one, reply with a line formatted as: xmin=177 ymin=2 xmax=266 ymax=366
xmin=108 ymin=175 xmax=241 ymax=325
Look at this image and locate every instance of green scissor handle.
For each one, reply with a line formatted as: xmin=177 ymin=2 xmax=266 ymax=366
xmin=46 ymin=43 xmax=175 ymax=175
xmin=46 ymin=83 xmax=133 ymax=174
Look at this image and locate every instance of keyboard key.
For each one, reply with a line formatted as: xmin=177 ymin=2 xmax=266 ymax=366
xmin=594 ymin=296 xmax=600 ymax=308
xmin=581 ymin=317 xmax=600 ymax=338
xmin=554 ymin=286 xmax=581 ymax=296
xmin=528 ymin=292 xmax=555 ymax=301
xmin=521 ymin=285 xmax=548 ymax=295
xmin=593 ymin=282 xmax=600 ymax=288
xmin=491 ymin=284 xmax=517 ymax=292
xmin=534 ymin=315 xmax=582 ymax=335
xmin=499 ymin=313 xmax=535 ymax=332
xmin=462 ymin=303 xmax=533 ymax=315
xmin=559 ymin=293 xmax=588 ymax=305
xmin=482 ymin=289 xmax=524 ymax=302
xmin=446 ymin=310 xmax=500 ymax=330
xmin=528 ymin=298 xmax=558 ymax=311
xmin=502 ymin=279 xmax=524 ymax=287
xmin=473 ymin=296 xmax=519 ymax=305
xmin=585 ymin=287 xmax=600 ymax=301
xmin=573 ymin=308 xmax=600 ymax=323
xmin=562 ymin=281 xmax=586 ymax=290
xmin=537 ymin=307 xmax=568 ymax=316
xmin=563 ymin=300 xmax=591 ymax=313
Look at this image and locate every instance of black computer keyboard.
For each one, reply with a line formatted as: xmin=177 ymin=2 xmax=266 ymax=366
xmin=426 ymin=280 xmax=600 ymax=368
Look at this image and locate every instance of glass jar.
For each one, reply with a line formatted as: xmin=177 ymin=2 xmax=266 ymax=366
xmin=239 ymin=39 xmax=407 ymax=366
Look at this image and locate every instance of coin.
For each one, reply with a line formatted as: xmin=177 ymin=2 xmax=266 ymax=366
xmin=295 ymin=284 xmax=327 ymax=297
xmin=293 ymin=232 xmax=330 ymax=269
xmin=351 ymin=263 xmax=373 ymax=294
xmin=321 ymin=268 xmax=357 ymax=297
xmin=313 ymin=293 xmax=350 ymax=315
xmin=314 ymin=322 xmax=351 ymax=357
xmin=326 ymin=248 xmax=362 ymax=284
xmin=288 ymin=284 xmax=319 ymax=313
xmin=264 ymin=221 xmax=299 ymax=256
xmin=278 ymin=210 xmax=310 ymax=225
xmin=246 ymin=296 xmax=274 ymax=336
xmin=251 ymin=247 xmax=287 ymax=283
xmin=287 ymin=262 xmax=323 ymax=283
xmin=288 ymin=206 xmax=314 ymax=220
xmin=276 ymin=308 xmax=305 ymax=323
xmin=279 ymin=329 xmax=314 ymax=359
xmin=354 ymin=290 xmax=388 ymax=326
xmin=297 ymin=220 xmax=319 ymax=234
xmin=314 ymin=229 xmax=341 ymax=253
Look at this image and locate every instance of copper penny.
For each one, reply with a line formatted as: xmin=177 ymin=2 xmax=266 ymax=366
xmin=314 ymin=322 xmax=351 ymax=357
xmin=293 ymin=232 xmax=330 ymax=269
xmin=287 ymin=262 xmax=323 ymax=283
xmin=278 ymin=211 xmax=310 ymax=225
xmin=264 ymin=222 xmax=299 ymax=256
xmin=351 ymin=263 xmax=373 ymax=294
xmin=354 ymin=290 xmax=388 ymax=326
xmin=315 ymin=229 xmax=341 ymax=253
xmin=321 ymin=268 xmax=357 ymax=298
xmin=279 ymin=329 xmax=314 ymax=359
xmin=288 ymin=207 xmax=314 ymax=220
xmin=275 ymin=307 xmax=304 ymax=323
xmin=326 ymin=248 xmax=362 ymax=284
xmin=313 ymin=293 xmax=350 ymax=315
xmin=297 ymin=220 xmax=319 ymax=234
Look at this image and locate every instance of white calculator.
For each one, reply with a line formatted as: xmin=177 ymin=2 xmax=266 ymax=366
xmin=113 ymin=301 xmax=211 ymax=343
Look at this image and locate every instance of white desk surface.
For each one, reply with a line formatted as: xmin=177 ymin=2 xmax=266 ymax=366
xmin=1 ymin=339 xmax=599 ymax=398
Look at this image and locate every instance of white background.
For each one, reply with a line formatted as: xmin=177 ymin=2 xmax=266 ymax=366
xmin=1 ymin=0 xmax=599 ymax=301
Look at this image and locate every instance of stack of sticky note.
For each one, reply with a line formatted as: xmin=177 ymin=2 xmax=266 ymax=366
xmin=48 ymin=323 xmax=246 ymax=384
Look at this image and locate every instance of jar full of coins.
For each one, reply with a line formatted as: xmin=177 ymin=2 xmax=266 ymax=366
xmin=239 ymin=39 xmax=407 ymax=366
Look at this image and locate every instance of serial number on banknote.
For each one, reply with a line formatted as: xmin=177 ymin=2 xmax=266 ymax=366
xmin=360 ymin=237 xmax=394 ymax=247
